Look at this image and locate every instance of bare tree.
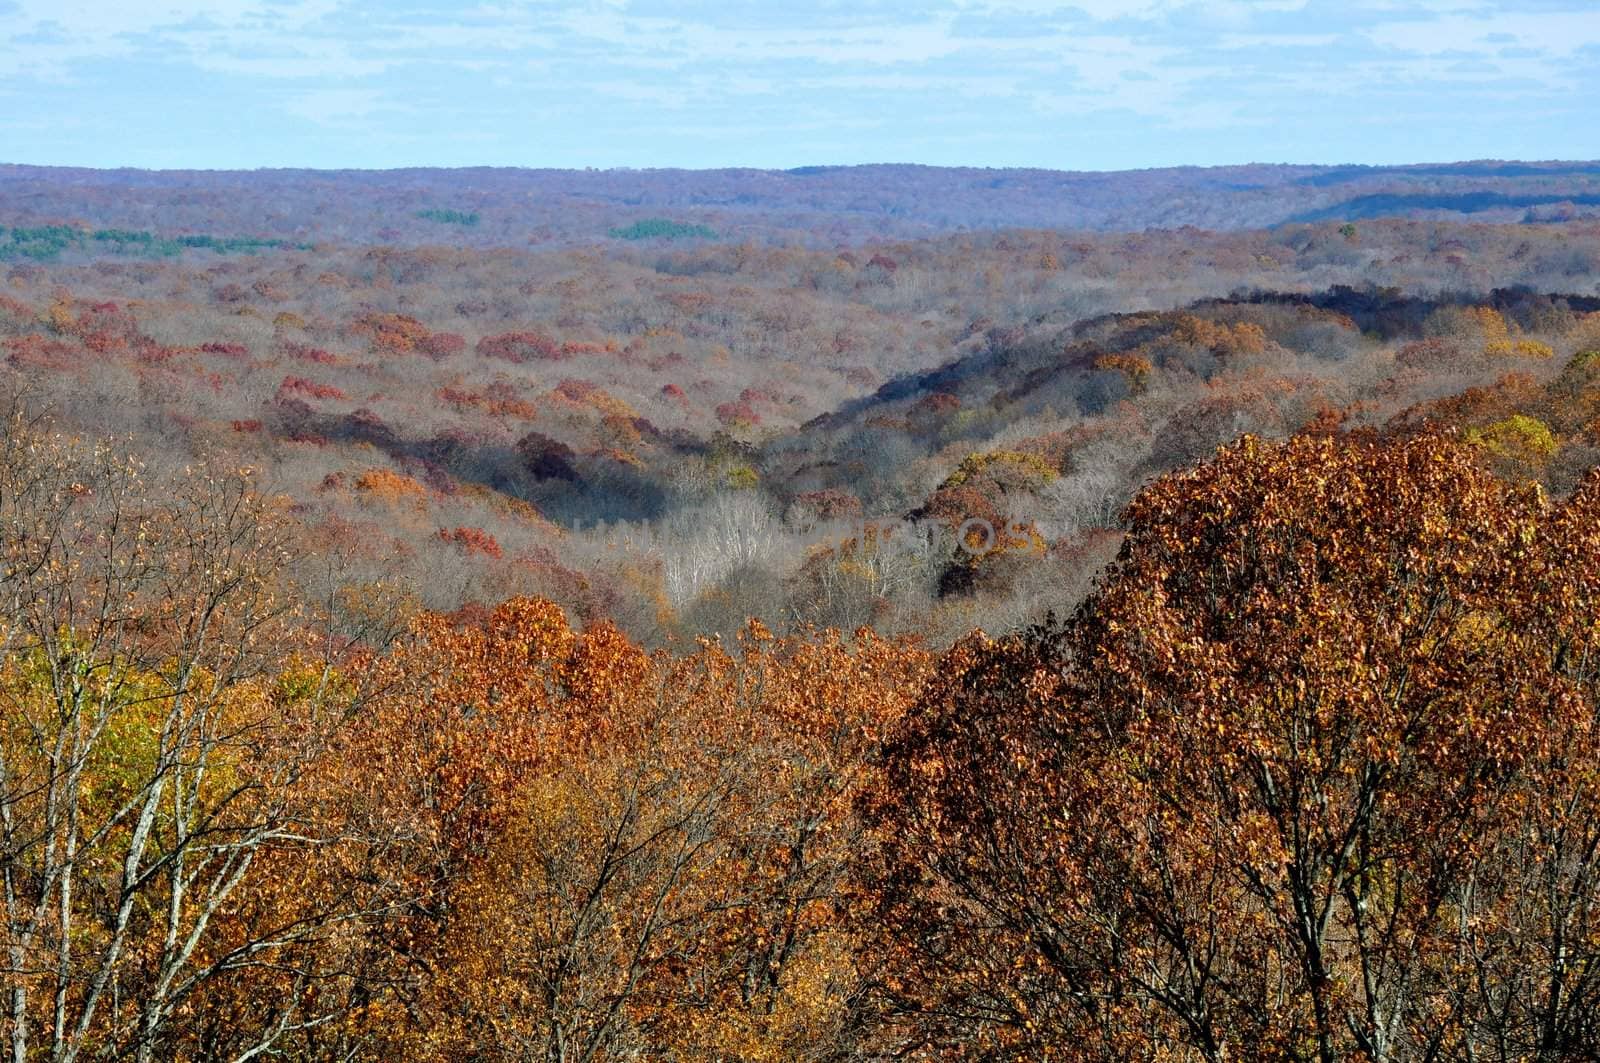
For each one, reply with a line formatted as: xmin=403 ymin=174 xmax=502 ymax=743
xmin=0 ymin=402 xmax=394 ymax=1062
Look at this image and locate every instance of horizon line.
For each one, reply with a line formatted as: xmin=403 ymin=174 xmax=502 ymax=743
xmin=4 ymin=157 xmax=1600 ymax=178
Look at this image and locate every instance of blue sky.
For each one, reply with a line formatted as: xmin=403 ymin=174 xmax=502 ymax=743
xmin=2 ymin=0 xmax=1596 ymax=170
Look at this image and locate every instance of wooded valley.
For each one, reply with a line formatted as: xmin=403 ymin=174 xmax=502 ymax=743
xmin=3 ymin=163 xmax=1600 ymax=1059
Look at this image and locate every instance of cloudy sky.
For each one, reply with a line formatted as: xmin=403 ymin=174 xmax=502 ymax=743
xmin=1 ymin=0 xmax=1596 ymax=170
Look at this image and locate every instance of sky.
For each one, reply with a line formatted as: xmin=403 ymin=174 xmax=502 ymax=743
xmin=1 ymin=0 xmax=1597 ymax=171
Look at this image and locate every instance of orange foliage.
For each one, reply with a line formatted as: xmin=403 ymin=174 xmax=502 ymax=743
xmin=1172 ymin=314 xmax=1270 ymax=356
xmin=353 ymin=467 xmax=429 ymax=506
xmin=346 ymin=605 xmax=931 ymax=1060
xmin=352 ymin=311 xmax=432 ymax=353
xmin=866 ymin=432 xmax=1600 ymax=1057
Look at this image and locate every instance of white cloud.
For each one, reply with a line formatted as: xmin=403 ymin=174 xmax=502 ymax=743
xmin=0 ymin=0 xmax=347 ymax=76
xmin=1366 ymin=8 xmax=1600 ymax=58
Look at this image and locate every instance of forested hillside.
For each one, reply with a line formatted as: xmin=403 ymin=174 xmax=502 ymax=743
xmin=3 ymin=198 xmax=1599 ymax=642
xmin=5 ymin=164 xmax=1600 ymax=1059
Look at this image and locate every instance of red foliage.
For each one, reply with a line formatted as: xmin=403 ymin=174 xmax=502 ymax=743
xmin=279 ymin=376 xmax=348 ymax=402
xmin=509 ymin=551 xmax=621 ymax=625
xmin=199 ymin=341 xmax=249 ymax=358
xmin=5 ymin=335 xmax=81 ymax=371
xmin=135 ymin=342 xmax=180 ymax=365
xmin=0 ymin=294 xmax=36 ymax=324
xmin=439 ymin=386 xmax=478 ymax=411
xmin=555 ymin=379 xmax=599 ymax=402
xmin=339 ymin=409 xmax=395 ymax=446
xmin=437 ymin=526 xmax=505 ymax=559
xmin=81 ymin=331 xmax=127 ymax=355
xmin=910 ymin=392 xmax=961 ymax=426
xmin=419 ymin=332 xmax=466 ymax=360
xmin=715 ymin=400 xmax=760 ymax=427
xmin=790 ymin=489 xmax=864 ymax=523
xmin=285 ymin=343 xmax=338 ymax=365
xmin=1396 ymin=371 xmax=1543 ymax=432
xmin=918 ymin=483 xmax=1005 ymax=533
xmin=441 ymin=598 xmax=493 ymax=628
xmin=231 ymin=419 xmax=263 ymax=433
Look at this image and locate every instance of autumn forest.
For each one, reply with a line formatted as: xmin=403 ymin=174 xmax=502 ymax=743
xmin=4 ymin=160 xmax=1600 ymax=1060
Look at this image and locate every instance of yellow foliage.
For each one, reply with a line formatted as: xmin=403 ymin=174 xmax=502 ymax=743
xmin=45 ymin=295 xmax=74 ymax=334
xmin=725 ymin=462 xmax=760 ymax=490
xmin=1464 ymin=414 xmax=1559 ymax=468
xmin=1467 ymin=305 xmax=1512 ymax=346
xmin=1094 ymin=352 xmax=1154 ymax=393
xmin=1485 ymin=338 xmax=1554 ymax=360
xmin=943 ymin=450 xmax=1059 ymax=489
